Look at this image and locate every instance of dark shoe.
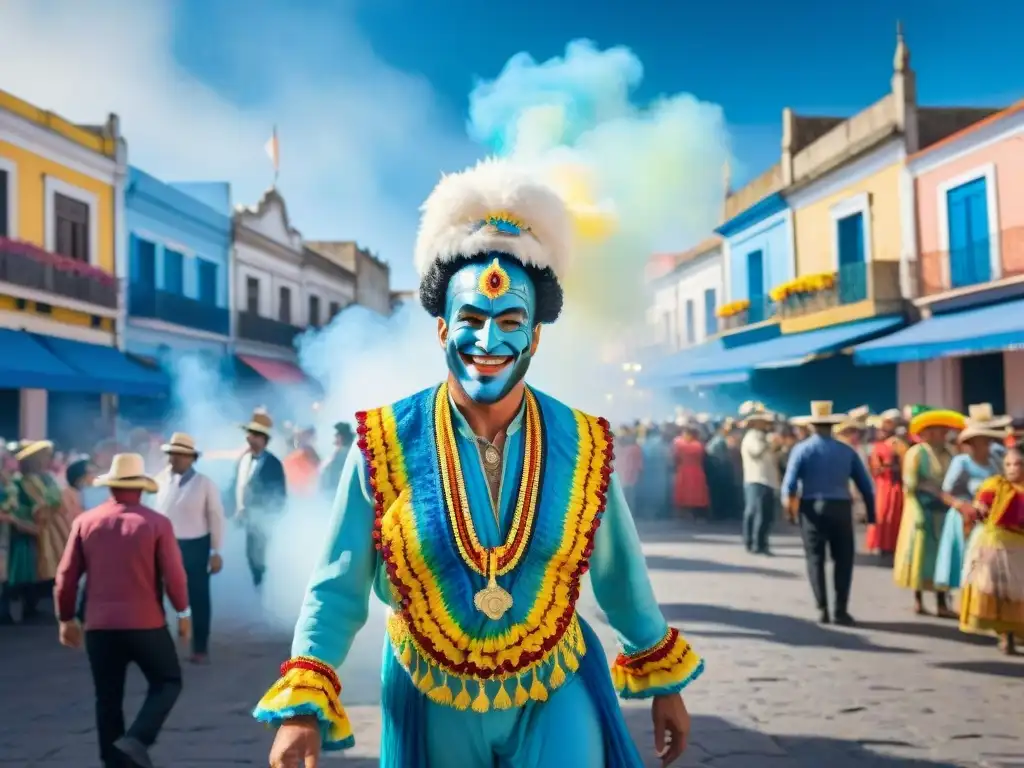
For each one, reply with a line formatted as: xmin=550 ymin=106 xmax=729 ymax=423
xmin=834 ymin=611 xmax=856 ymax=627
xmin=189 ymin=653 xmax=210 ymax=665
xmin=755 ymin=548 xmax=773 ymax=556
xmin=113 ymin=736 xmax=154 ymax=768
xmin=818 ymin=609 xmax=831 ymax=624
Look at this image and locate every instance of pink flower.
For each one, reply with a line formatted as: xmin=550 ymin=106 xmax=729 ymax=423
xmin=0 ymin=237 xmax=115 ymax=287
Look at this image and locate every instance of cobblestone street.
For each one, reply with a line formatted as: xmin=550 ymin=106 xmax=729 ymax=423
xmin=1 ymin=520 xmax=1022 ymax=767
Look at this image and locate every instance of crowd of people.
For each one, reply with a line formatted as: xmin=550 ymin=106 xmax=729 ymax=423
xmin=614 ymin=399 xmax=1024 ymax=655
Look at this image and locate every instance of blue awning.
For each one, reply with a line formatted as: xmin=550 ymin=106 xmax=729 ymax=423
xmin=853 ymin=298 xmax=1024 ymax=365
xmin=34 ymin=335 xmax=170 ymax=397
xmin=637 ymin=339 xmax=729 ymax=387
xmin=658 ymin=316 xmax=905 ymax=387
xmin=0 ymin=329 xmax=87 ymax=391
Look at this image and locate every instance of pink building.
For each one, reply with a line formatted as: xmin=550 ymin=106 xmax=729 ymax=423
xmin=894 ymin=100 xmax=1024 ymax=414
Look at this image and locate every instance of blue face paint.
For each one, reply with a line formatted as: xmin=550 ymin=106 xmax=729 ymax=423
xmin=444 ymin=255 xmax=537 ymax=404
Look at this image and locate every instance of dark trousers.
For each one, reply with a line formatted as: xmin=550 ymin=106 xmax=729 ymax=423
xmin=85 ymin=628 xmax=182 ymax=767
xmin=245 ymin=525 xmax=266 ymax=587
xmin=178 ymin=535 xmax=212 ymax=655
xmin=798 ymin=499 xmax=855 ymax=613
xmin=743 ymin=483 xmax=776 ymax=552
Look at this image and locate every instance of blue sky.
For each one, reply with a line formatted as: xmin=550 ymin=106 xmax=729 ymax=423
xmin=3 ymin=0 xmax=1022 ymax=289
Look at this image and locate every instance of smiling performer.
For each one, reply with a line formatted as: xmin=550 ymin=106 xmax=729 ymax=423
xmin=255 ymin=158 xmax=703 ymax=768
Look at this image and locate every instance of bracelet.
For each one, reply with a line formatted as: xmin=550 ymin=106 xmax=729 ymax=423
xmin=281 ymin=656 xmax=342 ymax=694
xmin=177 ymin=608 xmax=192 ymax=619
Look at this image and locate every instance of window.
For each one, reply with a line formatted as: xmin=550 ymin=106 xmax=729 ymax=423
xmin=0 ymin=168 xmax=8 ymax=237
xmin=278 ymin=286 xmax=292 ymax=324
xmin=684 ymin=299 xmax=695 ymax=344
xmin=703 ymin=288 xmax=717 ymax=335
xmin=746 ymin=250 xmax=765 ymax=323
xmin=946 ymin=176 xmax=991 ymax=288
xmin=164 ymin=249 xmax=184 ymax=294
xmin=54 ymin=192 xmax=90 ymax=262
xmin=197 ymin=260 xmax=217 ymax=304
xmin=329 ymin=301 xmax=341 ymax=318
xmin=245 ymin=276 xmax=260 ymax=314
xmin=836 ymin=213 xmax=867 ymax=303
xmin=133 ymin=237 xmax=157 ymax=289
xmin=308 ymin=295 xmax=321 ymax=326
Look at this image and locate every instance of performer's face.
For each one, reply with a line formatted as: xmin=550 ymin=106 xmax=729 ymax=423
xmin=441 ymin=255 xmax=539 ymax=405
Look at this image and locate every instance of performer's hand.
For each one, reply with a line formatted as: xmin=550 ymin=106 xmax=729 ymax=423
xmin=58 ymin=620 xmax=83 ymax=649
xmin=652 ymin=693 xmax=690 ymax=766
xmin=269 ymin=715 xmax=321 ymax=768
xmin=177 ymin=615 xmax=192 ymax=641
xmin=208 ymin=553 xmax=223 ymax=575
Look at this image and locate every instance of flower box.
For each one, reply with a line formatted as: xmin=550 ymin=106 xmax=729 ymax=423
xmin=722 ymin=309 xmax=749 ymax=330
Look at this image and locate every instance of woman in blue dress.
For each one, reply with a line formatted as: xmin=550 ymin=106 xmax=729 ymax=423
xmin=935 ymin=405 xmax=1008 ymax=605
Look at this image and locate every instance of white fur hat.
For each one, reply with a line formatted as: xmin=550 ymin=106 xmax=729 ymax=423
xmin=414 ymin=157 xmax=573 ymax=282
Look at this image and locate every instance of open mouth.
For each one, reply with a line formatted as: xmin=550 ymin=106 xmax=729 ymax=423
xmin=460 ymin=352 xmax=513 ymax=376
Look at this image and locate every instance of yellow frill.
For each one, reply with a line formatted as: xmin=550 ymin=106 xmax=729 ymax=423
xmin=253 ymin=667 xmax=354 ymax=750
xmin=610 ymin=630 xmax=705 ymax=700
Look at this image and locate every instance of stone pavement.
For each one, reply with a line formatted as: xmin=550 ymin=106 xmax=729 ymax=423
xmin=1 ymin=520 xmax=1022 ymax=767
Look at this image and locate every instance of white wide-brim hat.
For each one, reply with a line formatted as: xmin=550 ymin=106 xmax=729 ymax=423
xmin=161 ymin=432 xmax=200 ymax=456
xmin=958 ymin=424 xmax=1009 ymax=443
xmin=93 ymin=453 xmax=159 ymax=494
xmin=790 ymin=401 xmax=846 ymax=426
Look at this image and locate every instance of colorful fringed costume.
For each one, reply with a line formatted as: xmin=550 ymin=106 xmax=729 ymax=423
xmin=253 ymin=157 xmax=702 ymax=766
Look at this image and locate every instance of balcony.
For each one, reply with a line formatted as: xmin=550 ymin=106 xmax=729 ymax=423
xmin=917 ymin=227 xmax=1024 ymax=300
xmin=236 ymin=311 xmax=302 ymax=348
xmin=773 ymin=260 xmax=904 ymax=333
xmin=0 ymin=237 xmax=117 ymax=309
xmin=719 ymin=294 xmax=776 ymax=333
xmin=129 ymin=286 xmax=230 ymax=336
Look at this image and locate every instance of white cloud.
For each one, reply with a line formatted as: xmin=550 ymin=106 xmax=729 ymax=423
xmin=0 ymin=0 xmax=476 ymax=287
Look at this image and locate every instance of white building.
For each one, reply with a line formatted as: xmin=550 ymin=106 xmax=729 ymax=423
xmin=646 ymin=236 xmax=725 ymax=352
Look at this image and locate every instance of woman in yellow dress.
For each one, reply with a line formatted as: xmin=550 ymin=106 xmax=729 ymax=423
xmin=13 ymin=441 xmax=68 ymax=599
xmin=960 ymin=447 xmax=1024 ymax=654
xmin=893 ymin=407 xmax=968 ymax=616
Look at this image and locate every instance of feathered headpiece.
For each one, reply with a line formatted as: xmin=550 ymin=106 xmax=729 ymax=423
xmin=414 ymin=157 xmax=573 ymax=283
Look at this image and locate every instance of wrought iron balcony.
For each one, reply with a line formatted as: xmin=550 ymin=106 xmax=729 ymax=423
xmin=720 ymin=294 xmax=776 ymax=332
xmin=773 ymin=260 xmax=901 ymax=323
xmin=917 ymin=227 xmax=1024 ymax=298
xmin=129 ymin=286 xmax=230 ymax=335
xmin=0 ymin=237 xmax=117 ymax=309
xmin=236 ymin=311 xmax=302 ymax=347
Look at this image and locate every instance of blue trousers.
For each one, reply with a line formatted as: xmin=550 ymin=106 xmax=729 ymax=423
xmin=178 ymin=535 xmax=212 ymax=655
xmin=743 ymin=482 xmax=776 ymax=553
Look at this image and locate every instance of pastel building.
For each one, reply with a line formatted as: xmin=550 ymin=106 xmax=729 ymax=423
xmin=0 ymin=89 xmax=164 ymax=446
xmin=646 ymin=237 xmax=724 ymax=352
xmin=853 ymin=99 xmax=1024 ymax=414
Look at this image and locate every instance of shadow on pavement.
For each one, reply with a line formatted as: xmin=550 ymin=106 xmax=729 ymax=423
xmin=930 ymin=659 xmax=1024 ymax=678
xmin=621 ymin=711 xmax=963 ymax=767
xmin=645 ymin=554 xmax=799 ymax=580
xmin=855 ymin=619 xmax=996 ymax=647
xmin=658 ymin=603 xmax=916 ymax=654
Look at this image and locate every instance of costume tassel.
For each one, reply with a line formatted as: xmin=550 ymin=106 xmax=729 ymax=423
xmin=453 ymin=679 xmax=471 ymax=711
xmin=528 ymin=670 xmax=548 ymax=702
xmin=417 ymin=665 xmax=436 ymax=694
xmin=549 ymin=652 xmax=566 ymax=690
xmin=411 ymin=657 xmax=422 ymax=686
xmin=471 ymin=683 xmax=490 ymax=714
xmin=493 ymin=680 xmax=513 ymax=710
xmin=400 ymin=641 xmax=413 ymax=667
xmin=513 ymin=675 xmax=529 ymax=706
xmin=573 ymin=622 xmax=585 ymax=653
xmin=428 ymin=674 xmax=453 ymax=706
xmin=563 ymin=645 xmax=580 ymax=673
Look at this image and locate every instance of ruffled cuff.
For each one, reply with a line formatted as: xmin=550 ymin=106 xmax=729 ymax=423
xmin=610 ymin=628 xmax=704 ymax=700
xmin=252 ymin=656 xmax=354 ymax=751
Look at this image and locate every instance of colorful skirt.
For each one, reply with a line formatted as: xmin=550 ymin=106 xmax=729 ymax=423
xmin=960 ymin=525 xmax=1024 ymax=635
xmin=893 ymin=498 xmax=946 ymax=592
xmin=865 ymin=479 xmax=903 ymax=553
xmin=934 ymin=508 xmax=970 ymax=590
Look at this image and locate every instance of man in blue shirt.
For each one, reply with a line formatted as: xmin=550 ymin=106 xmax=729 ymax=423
xmin=781 ymin=402 xmax=876 ymax=626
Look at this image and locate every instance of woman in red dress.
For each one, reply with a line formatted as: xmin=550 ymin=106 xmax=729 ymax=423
xmin=673 ymin=424 xmax=711 ymax=520
xmin=866 ymin=409 xmax=908 ymax=556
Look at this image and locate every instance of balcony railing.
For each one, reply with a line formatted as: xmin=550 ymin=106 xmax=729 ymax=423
xmin=917 ymin=227 xmax=1024 ymax=298
xmin=774 ymin=260 xmax=901 ymax=322
xmin=129 ymin=286 xmax=230 ymax=336
xmin=720 ymin=294 xmax=776 ymax=332
xmin=0 ymin=237 xmax=117 ymax=309
xmin=236 ymin=311 xmax=302 ymax=347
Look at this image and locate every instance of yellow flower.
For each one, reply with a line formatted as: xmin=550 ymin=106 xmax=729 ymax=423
xmin=715 ymin=299 xmax=750 ymax=319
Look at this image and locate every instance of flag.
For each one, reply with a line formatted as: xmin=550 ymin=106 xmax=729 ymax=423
xmin=264 ymin=126 xmax=280 ymax=175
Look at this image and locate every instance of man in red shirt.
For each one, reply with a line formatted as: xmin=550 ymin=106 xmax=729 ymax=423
xmin=55 ymin=453 xmax=191 ymax=768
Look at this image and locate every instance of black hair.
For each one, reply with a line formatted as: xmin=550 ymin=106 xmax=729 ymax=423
xmin=419 ymin=252 xmax=563 ymax=324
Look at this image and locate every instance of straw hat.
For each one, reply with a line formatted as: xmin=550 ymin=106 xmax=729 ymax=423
xmin=958 ymin=403 xmax=1011 ymax=443
xmin=242 ymin=407 xmax=273 ymax=436
xmin=14 ymin=439 xmax=54 ymax=462
xmin=93 ymin=453 xmax=159 ymax=494
xmin=834 ymin=405 xmax=871 ymax=435
xmin=791 ymin=401 xmax=845 ymax=426
xmin=738 ymin=400 xmax=776 ymax=428
xmin=908 ymin=407 xmax=966 ymax=437
xmin=161 ymin=432 xmax=199 ymax=456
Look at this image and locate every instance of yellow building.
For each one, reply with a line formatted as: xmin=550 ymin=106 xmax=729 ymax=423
xmin=780 ymin=27 xmax=997 ymax=334
xmin=0 ymin=88 xmax=145 ymax=441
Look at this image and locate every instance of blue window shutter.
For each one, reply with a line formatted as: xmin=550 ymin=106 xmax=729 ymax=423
xmin=197 ymin=260 xmax=217 ymax=304
xmin=947 ymin=177 xmax=990 ymax=287
xmin=164 ymin=249 xmax=184 ymax=294
xmin=704 ymin=288 xmax=717 ymax=335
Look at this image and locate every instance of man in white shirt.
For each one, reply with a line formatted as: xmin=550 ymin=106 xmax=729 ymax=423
xmin=739 ymin=404 xmax=780 ymax=555
xmin=154 ymin=433 xmax=225 ymax=664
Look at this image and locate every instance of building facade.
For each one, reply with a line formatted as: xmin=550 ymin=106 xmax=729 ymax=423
xmin=306 ymin=240 xmax=392 ymax=316
xmin=301 ymin=245 xmax=356 ymax=328
xmin=647 ymin=237 xmax=724 ymax=351
xmin=0 ymin=89 xmax=164 ymax=445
